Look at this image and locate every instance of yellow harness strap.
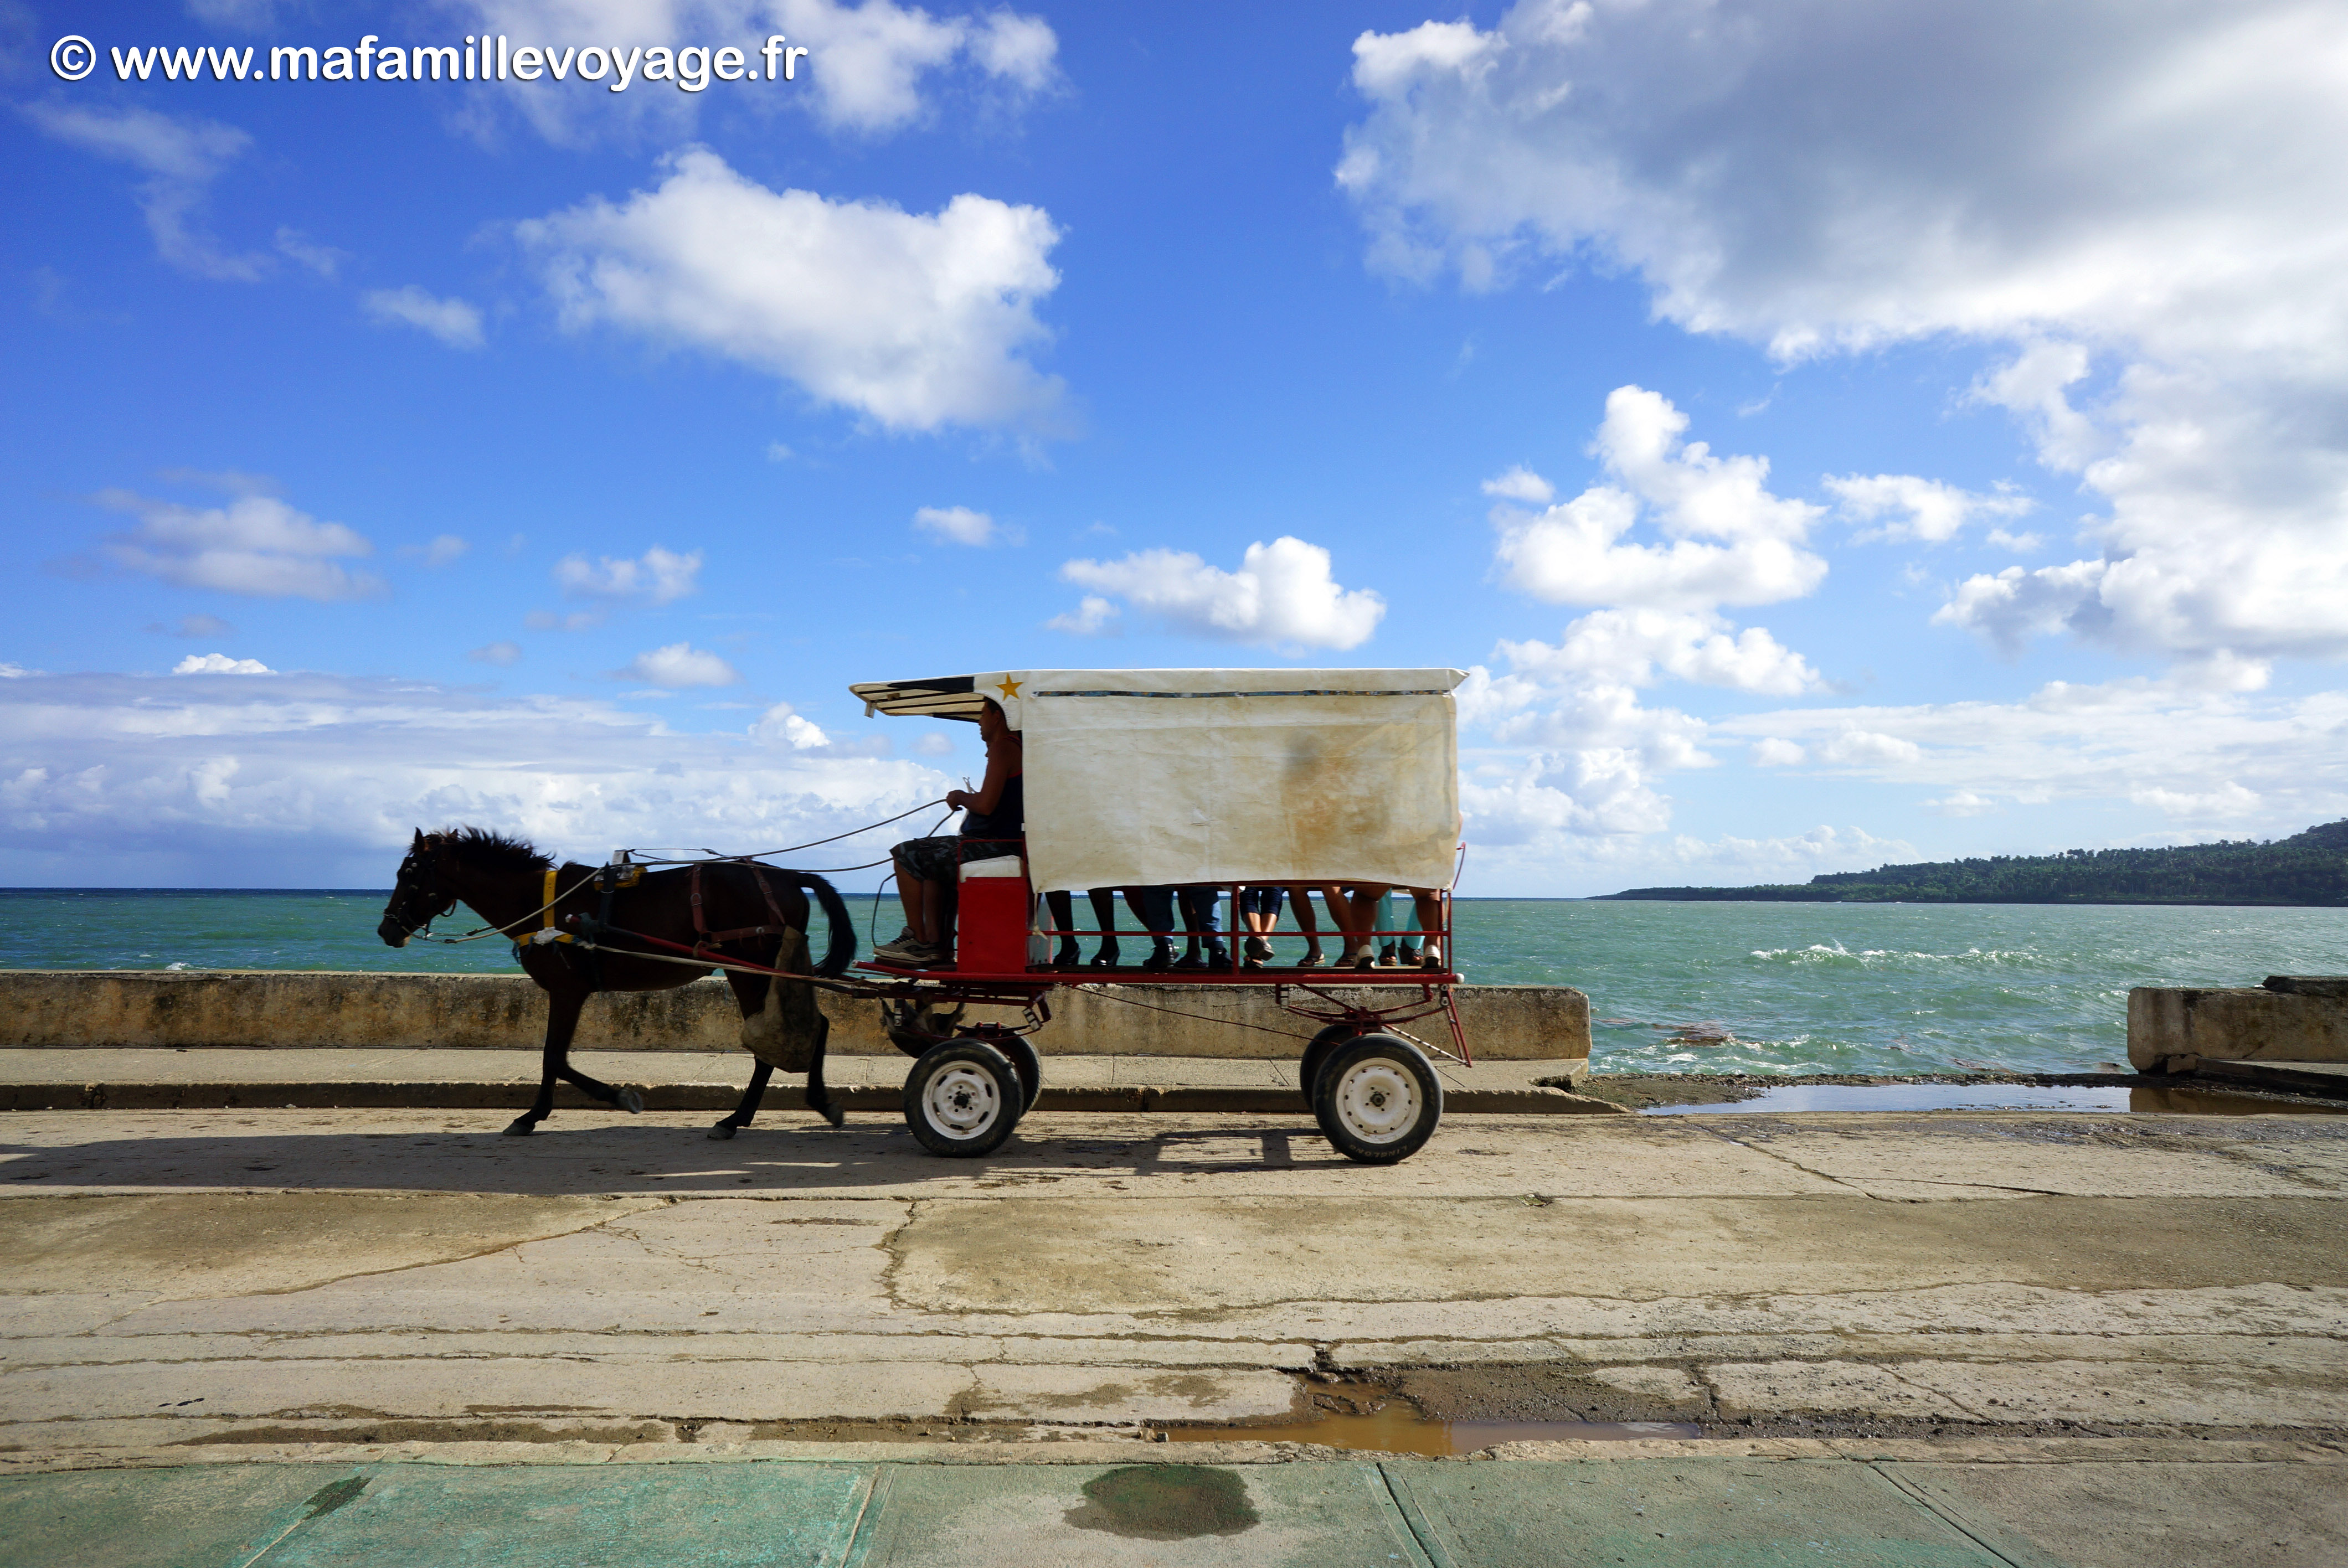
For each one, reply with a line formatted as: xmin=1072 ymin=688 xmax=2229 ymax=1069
xmin=538 ymin=869 xmax=569 ymax=943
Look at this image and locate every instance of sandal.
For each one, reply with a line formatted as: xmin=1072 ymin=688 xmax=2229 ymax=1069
xmin=1295 ymin=953 xmax=1324 ymax=969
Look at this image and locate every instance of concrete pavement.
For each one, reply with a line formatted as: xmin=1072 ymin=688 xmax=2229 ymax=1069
xmin=0 ymin=1049 xmax=1614 ymax=1115
xmin=3 ymin=1103 xmax=2346 ymax=1563
xmin=9 ymin=1448 xmax=2346 ymax=1566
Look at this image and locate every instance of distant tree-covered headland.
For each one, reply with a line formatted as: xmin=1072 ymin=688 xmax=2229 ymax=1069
xmin=1598 ymin=819 xmax=2348 ymax=906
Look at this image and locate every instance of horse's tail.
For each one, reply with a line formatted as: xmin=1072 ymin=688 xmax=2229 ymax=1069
xmin=784 ymin=871 xmax=857 ymax=977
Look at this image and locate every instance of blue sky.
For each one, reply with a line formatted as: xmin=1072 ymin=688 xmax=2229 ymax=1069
xmin=4 ymin=0 xmax=2344 ymax=890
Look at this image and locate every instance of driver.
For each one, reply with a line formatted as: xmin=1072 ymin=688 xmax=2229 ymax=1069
xmin=874 ymin=698 xmax=1022 ymax=967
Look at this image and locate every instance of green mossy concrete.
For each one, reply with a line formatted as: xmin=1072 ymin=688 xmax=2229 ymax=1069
xmin=0 ymin=1459 xmax=2045 ymax=1568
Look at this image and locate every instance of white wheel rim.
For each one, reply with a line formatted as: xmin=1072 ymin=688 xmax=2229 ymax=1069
xmin=923 ymin=1064 xmax=1002 ymax=1140
xmin=1333 ymin=1058 xmax=1421 ymax=1144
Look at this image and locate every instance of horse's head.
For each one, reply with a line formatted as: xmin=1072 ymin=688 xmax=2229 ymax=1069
xmin=379 ymin=829 xmax=458 ymax=947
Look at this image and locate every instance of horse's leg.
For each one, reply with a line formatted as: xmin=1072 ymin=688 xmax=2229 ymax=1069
xmin=804 ymin=1012 xmax=843 ymax=1128
xmin=545 ymin=987 xmax=643 ymax=1116
xmin=710 ymin=1060 xmax=773 ymax=1141
xmin=711 ymin=969 xmax=772 ymax=1141
xmin=507 ymin=984 xmax=585 ymax=1136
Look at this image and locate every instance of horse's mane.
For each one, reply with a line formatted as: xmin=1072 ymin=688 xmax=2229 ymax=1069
xmin=439 ymin=827 xmax=554 ymax=873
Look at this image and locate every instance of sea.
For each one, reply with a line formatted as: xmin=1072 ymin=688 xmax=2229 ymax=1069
xmin=2 ymin=889 xmax=2342 ymax=1080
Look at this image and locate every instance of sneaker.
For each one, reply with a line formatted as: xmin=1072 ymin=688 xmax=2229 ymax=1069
xmin=1243 ymin=935 xmax=1273 ymax=961
xmin=899 ymin=938 xmax=947 ymax=967
xmin=872 ymin=927 xmax=922 ymax=962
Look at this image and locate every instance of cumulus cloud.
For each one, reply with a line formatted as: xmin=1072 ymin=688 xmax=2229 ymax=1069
xmin=518 ymin=148 xmax=1064 ymax=432
xmin=362 ymin=287 xmax=486 ymax=350
xmin=97 ymin=483 xmax=383 ymax=602
xmin=1718 ymin=672 xmax=2348 ymax=837
xmin=554 ymin=545 xmax=702 ymax=604
xmin=619 ymin=642 xmax=739 ymax=688
xmin=1826 ymin=474 xmax=2034 ymax=545
xmin=172 ymin=653 xmax=272 ymax=675
xmin=469 ymin=641 xmax=523 ymax=666
xmin=914 ymin=505 xmax=1017 ymax=546
xmin=1750 ymin=737 xmax=1805 ymax=767
xmin=1055 ymin=537 xmax=1386 ymax=651
xmin=0 ymin=669 xmax=943 ymax=885
xmin=1923 ymin=790 xmax=1999 ymax=817
xmin=454 ymin=0 xmax=1057 ymax=141
xmin=1500 ymin=609 xmax=1821 ymax=697
xmin=1481 ymin=465 xmax=1554 ymax=506
xmin=1491 ymin=387 xmax=1825 ymax=612
xmin=1339 ymin=0 xmax=2348 ymax=666
xmin=773 ymin=0 xmax=1060 ymax=132
xmin=23 ymin=104 xmax=264 ymax=280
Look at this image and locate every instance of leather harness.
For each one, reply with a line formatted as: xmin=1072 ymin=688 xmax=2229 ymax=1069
xmin=689 ymin=861 xmax=795 ymax=962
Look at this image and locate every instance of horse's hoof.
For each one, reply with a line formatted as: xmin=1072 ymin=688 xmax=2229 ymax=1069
xmin=707 ymin=1122 xmax=738 ymax=1141
xmin=618 ymin=1086 xmax=645 ymax=1115
xmin=502 ymin=1117 xmax=535 ymax=1137
xmin=821 ymin=1103 xmax=846 ymax=1129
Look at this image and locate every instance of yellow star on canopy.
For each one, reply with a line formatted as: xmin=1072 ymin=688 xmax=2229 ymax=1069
xmin=994 ymin=675 xmax=1022 ymax=699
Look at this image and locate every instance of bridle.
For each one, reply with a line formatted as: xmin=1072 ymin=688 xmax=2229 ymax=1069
xmin=380 ymin=843 xmax=457 ymax=943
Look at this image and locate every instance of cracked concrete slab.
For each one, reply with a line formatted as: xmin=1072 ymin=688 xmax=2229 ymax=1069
xmin=4 ymin=1107 xmax=2347 ymax=1463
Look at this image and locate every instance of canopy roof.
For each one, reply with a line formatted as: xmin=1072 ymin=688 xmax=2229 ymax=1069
xmin=851 ymin=669 xmax=1466 ymax=892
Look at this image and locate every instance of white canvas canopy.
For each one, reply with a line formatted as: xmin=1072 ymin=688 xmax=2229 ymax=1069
xmin=848 ymin=668 xmax=1466 ymax=893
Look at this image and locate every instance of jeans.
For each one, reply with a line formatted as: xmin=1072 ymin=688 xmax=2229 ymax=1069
xmin=1127 ymin=886 xmax=1222 ymax=938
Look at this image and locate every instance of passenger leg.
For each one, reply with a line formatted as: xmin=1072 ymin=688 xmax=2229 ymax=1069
xmin=1286 ymin=884 xmax=1325 ymax=966
xmin=1088 ymin=888 xmax=1122 ymax=967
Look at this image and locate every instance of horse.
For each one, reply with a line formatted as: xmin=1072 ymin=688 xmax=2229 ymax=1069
xmin=377 ymin=828 xmax=856 ymax=1139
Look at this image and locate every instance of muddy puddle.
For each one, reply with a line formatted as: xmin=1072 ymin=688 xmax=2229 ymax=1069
xmin=1159 ymin=1405 xmax=1700 ymax=1456
xmin=1642 ymin=1082 xmax=2348 ymax=1116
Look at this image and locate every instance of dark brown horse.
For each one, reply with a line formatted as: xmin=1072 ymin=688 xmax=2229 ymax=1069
xmin=377 ymin=828 xmax=855 ymax=1138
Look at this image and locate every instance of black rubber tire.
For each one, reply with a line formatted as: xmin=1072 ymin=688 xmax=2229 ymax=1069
xmin=1311 ymin=1034 xmax=1442 ymax=1165
xmin=904 ymin=1039 xmax=1026 ymax=1158
xmin=993 ymin=1034 xmax=1043 ymax=1120
xmin=1298 ymin=1023 xmax=1361 ymax=1104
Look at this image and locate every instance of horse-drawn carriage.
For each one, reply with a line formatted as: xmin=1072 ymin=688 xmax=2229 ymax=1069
xmin=844 ymin=667 xmax=1472 ymax=1164
xmin=379 ymin=667 xmax=1472 ymax=1167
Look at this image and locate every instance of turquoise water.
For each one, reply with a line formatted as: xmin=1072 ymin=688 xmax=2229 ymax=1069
xmin=2 ymin=890 xmax=2341 ymax=1077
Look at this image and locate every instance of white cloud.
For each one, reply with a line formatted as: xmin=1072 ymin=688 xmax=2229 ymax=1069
xmin=454 ymin=0 xmax=1057 ymax=141
xmin=1480 ymin=465 xmax=1554 ymax=506
xmin=1718 ymin=672 xmax=2348 ymax=837
xmin=914 ymin=505 xmax=1017 ymax=546
xmin=2130 ymin=781 xmax=2263 ymax=824
xmin=554 ymin=545 xmax=702 ymax=604
xmin=912 ymin=731 xmax=956 ymax=756
xmin=0 ymin=669 xmax=944 ymax=884
xmin=1338 ymin=0 xmax=2348 ymax=666
xmin=774 ymin=0 xmax=1060 ymax=132
xmin=362 ymin=287 xmax=486 ymax=350
xmin=172 ymin=653 xmax=273 ymax=675
xmin=1826 ymin=474 xmax=2033 ymax=545
xmin=274 ymin=228 xmax=348 ymax=278
xmin=1500 ymin=609 xmax=1821 ymax=697
xmin=1492 ymin=387 xmax=1825 ymax=612
xmin=23 ymin=104 xmax=263 ymax=280
xmin=1056 ymin=537 xmax=1386 ymax=651
xmin=1044 ymin=595 xmax=1119 ymax=636
xmin=518 ymin=148 xmax=1064 ymax=433
xmin=97 ymin=484 xmax=383 ymax=602
xmin=1750 ymin=737 xmax=1805 ymax=767
xmin=620 ymin=642 xmax=739 ymax=688
xmin=469 ymin=641 xmax=523 ymax=667
xmin=399 ymin=535 xmax=470 ymax=568
xmin=1923 ymin=790 xmax=1999 ymax=817
xmin=1816 ymin=730 xmax=1924 ymax=768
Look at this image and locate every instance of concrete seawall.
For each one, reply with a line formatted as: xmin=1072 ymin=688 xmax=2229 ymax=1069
xmin=0 ymin=970 xmax=1590 ymax=1069
xmin=2129 ymin=983 xmax=2348 ymax=1071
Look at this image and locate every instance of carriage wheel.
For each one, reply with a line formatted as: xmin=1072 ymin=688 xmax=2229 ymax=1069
xmin=904 ymin=1039 xmax=1025 ymax=1158
xmin=1311 ymin=1034 xmax=1442 ymax=1165
xmin=1297 ymin=1023 xmax=1362 ymax=1104
xmin=993 ymin=1034 xmax=1043 ymax=1120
